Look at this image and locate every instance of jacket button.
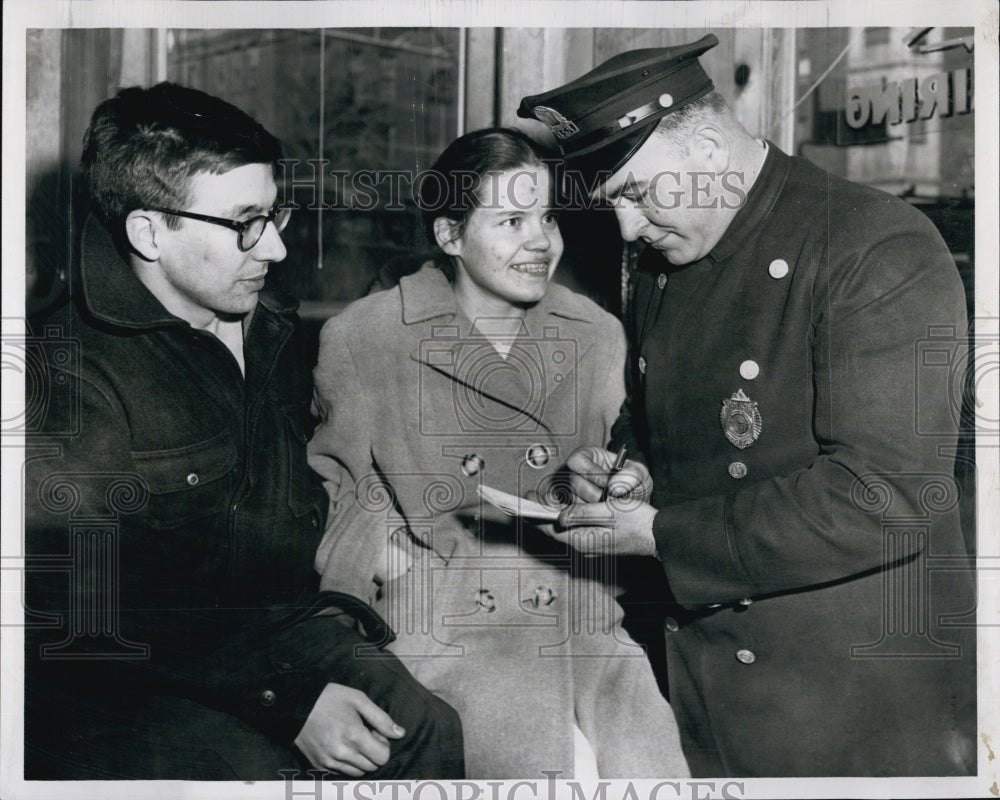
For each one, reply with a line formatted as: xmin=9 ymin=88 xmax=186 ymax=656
xmin=657 ymin=273 xmax=667 ymax=289
xmin=260 ymin=689 xmax=277 ymax=707
xmin=738 ymin=598 xmax=753 ymax=606
xmin=728 ymin=461 xmax=748 ymax=479
xmin=664 ymin=616 xmax=679 ymax=633
xmin=186 ymin=472 xmax=199 ymax=486
xmin=525 ymin=444 xmax=550 ymax=469
xmin=768 ymin=258 xmax=789 ymax=279
xmin=638 ymin=356 xmax=647 ymax=375
xmin=735 ymin=649 xmax=756 ymax=665
xmin=310 ymin=510 xmax=320 ymax=529
xmin=461 ymin=454 xmax=484 ymax=477
xmin=739 ymin=360 xmax=760 ymax=380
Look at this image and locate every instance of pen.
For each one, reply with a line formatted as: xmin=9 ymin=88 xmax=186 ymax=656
xmin=599 ymin=445 xmax=629 ymax=502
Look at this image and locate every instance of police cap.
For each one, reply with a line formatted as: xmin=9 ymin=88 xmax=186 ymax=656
xmin=517 ymin=34 xmax=719 ymax=187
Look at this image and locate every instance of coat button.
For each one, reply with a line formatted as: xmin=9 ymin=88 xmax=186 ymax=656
xmin=461 ymin=454 xmax=484 ymax=477
xmin=738 ymin=598 xmax=753 ymax=606
xmin=260 ymin=689 xmax=277 ymax=707
xmin=638 ymin=356 xmax=647 ymax=375
xmin=310 ymin=510 xmax=320 ymax=529
xmin=531 ymin=586 xmax=556 ymax=607
xmin=525 ymin=444 xmax=550 ymax=469
xmin=658 ymin=93 xmax=674 ymax=109
xmin=186 ymin=472 xmax=199 ymax=486
xmin=739 ymin=360 xmax=760 ymax=380
xmin=735 ymin=649 xmax=756 ymax=664
xmin=664 ymin=616 xmax=679 ymax=632
xmin=475 ymin=589 xmax=496 ymax=613
xmin=728 ymin=461 xmax=748 ymax=479
xmin=657 ymin=273 xmax=667 ymax=290
xmin=768 ymin=258 xmax=789 ymax=279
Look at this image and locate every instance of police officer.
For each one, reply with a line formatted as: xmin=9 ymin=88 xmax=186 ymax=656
xmin=518 ymin=34 xmax=975 ymax=777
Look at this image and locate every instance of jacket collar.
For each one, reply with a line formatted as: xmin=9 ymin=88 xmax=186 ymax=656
xmin=399 ymin=262 xmax=599 ymax=326
xmin=80 ymin=215 xmax=298 ymax=330
xmin=706 ymin=140 xmax=790 ymax=264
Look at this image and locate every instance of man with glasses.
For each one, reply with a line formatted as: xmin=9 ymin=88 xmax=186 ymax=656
xmin=24 ymin=82 xmax=464 ymax=780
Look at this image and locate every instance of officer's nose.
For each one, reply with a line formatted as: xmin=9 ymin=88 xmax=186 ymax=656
xmin=614 ymin=204 xmax=647 ymax=243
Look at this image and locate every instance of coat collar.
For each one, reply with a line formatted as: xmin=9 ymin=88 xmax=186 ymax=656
xmin=80 ymin=215 xmax=299 ymax=331
xmin=402 ymin=264 xmax=599 ymax=426
xmin=706 ymin=140 xmax=790 ymax=264
xmin=399 ymin=262 xmax=600 ymax=327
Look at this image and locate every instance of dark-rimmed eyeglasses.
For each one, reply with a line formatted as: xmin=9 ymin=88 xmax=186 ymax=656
xmin=149 ymin=205 xmax=291 ymax=252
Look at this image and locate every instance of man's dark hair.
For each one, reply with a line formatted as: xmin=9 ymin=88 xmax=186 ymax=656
xmin=81 ymin=82 xmax=283 ymax=252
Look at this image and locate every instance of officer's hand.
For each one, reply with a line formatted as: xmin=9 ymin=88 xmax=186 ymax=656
xmin=527 ymin=492 xmax=659 ymax=559
xmin=563 ymin=446 xmax=653 ymax=503
xmin=295 ymin=683 xmax=405 ymax=775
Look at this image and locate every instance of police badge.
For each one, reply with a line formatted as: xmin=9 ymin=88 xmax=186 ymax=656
xmin=720 ymin=389 xmax=762 ymax=449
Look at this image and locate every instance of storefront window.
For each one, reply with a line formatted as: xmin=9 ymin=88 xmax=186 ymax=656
xmin=167 ymin=28 xmax=461 ymax=309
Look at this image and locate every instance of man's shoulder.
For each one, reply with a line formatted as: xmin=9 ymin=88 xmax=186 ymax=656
xmin=782 ymin=153 xmax=934 ymax=232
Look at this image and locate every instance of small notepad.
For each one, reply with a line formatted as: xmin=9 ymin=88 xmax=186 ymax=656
xmin=476 ymin=484 xmax=562 ymax=520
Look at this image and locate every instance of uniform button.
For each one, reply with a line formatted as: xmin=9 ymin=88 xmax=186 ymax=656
xmin=186 ymin=472 xmax=199 ymax=486
xmin=739 ymin=360 xmax=760 ymax=380
xmin=461 ymin=454 xmax=484 ymax=477
xmin=310 ymin=510 xmax=320 ymax=529
xmin=260 ymin=689 xmax=277 ymax=707
xmin=664 ymin=616 xmax=679 ymax=632
xmin=658 ymin=93 xmax=674 ymax=108
xmin=738 ymin=598 xmax=753 ymax=607
xmin=706 ymin=603 xmax=723 ymax=609
xmin=638 ymin=356 xmax=647 ymax=375
xmin=728 ymin=461 xmax=748 ymax=479
xmin=735 ymin=649 xmax=756 ymax=664
xmin=525 ymin=444 xmax=550 ymax=469
xmin=657 ymin=273 xmax=667 ymax=290
xmin=768 ymin=258 xmax=789 ymax=279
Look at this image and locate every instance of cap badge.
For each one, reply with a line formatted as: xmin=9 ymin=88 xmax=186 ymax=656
xmin=533 ymin=105 xmax=580 ymax=140
xmin=720 ymin=389 xmax=762 ymax=449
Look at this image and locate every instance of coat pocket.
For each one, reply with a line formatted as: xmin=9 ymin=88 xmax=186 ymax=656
xmin=131 ymin=432 xmax=237 ymax=530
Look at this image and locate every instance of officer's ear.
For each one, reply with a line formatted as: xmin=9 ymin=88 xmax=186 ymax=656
xmin=688 ymin=124 xmax=730 ymax=173
xmin=124 ymin=210 xmax=161 ymax=262
xmin=434 ymin=216 xmax=462 ymax=257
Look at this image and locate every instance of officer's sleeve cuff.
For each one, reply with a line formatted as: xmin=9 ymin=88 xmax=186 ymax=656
xmin=651 ymin=493 xmax=755 ymax=606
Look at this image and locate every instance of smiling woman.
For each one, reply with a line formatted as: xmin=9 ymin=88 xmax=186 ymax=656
xmin=307 ymin=128 xmax=690 ymax=780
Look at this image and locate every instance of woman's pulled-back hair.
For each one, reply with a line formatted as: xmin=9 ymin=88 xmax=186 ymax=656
xmin=417 ymin=127 xmax=556 ymax=280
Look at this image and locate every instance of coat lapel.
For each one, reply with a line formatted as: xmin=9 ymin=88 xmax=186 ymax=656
xmin=402 ymin=267 xmax=597 ymax=431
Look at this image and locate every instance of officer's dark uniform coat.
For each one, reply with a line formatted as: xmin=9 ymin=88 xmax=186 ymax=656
xmin=613 ymin=145 xmax=976 ymax=777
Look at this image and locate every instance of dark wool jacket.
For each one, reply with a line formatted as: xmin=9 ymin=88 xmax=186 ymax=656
xmin=24 ymin=219 xmax=386 ymax=759
xmin=613 ymin=144 xmax=976 ymax=777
